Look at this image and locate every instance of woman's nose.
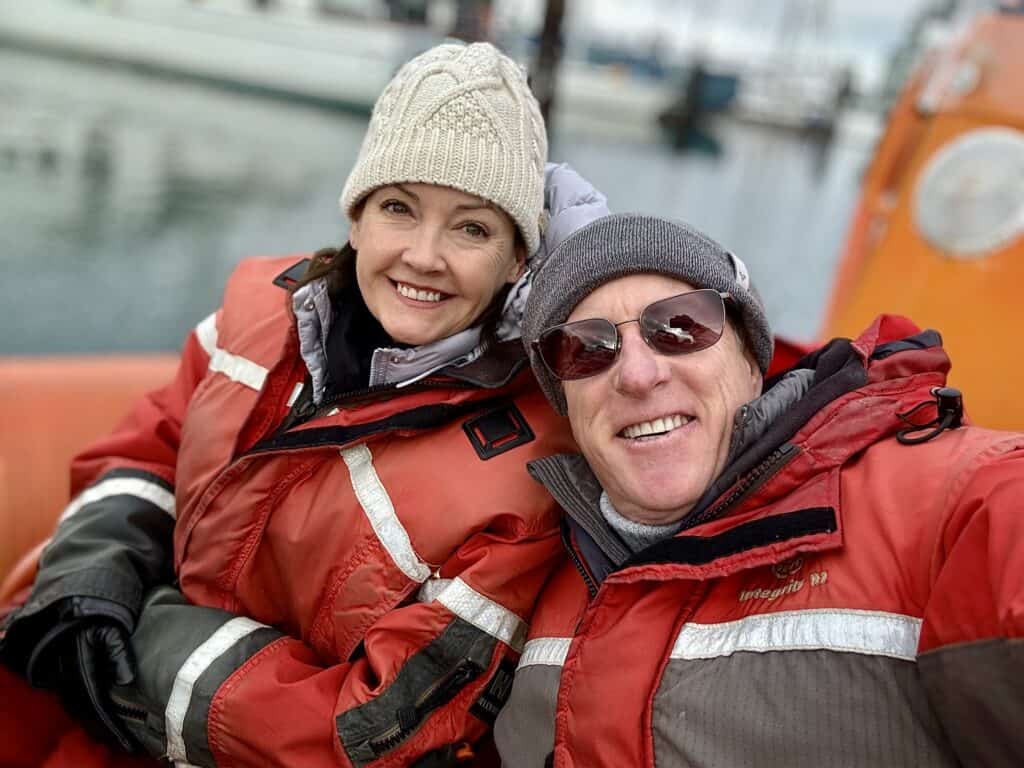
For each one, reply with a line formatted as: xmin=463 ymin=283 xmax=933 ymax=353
xmin=400 ymin=227 xmax=446 ymax=273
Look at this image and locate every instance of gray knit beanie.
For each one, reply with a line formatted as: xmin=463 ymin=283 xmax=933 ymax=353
xmin=523 ymin=213 xmax=774 ymax=415
xmin=340 ymin=42 xmax=547 ymax=256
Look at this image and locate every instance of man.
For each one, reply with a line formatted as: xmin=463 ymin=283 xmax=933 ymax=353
xmin=495 ymin=213 xmax=1024 ymax=767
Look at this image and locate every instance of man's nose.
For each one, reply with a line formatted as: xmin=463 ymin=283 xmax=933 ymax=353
xmin=400 ymin=226 xmax=446 ymax=273
xmin=612 ymin=324 xmax=669 ymax=397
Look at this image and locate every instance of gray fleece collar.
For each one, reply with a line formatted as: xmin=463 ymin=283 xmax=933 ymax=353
xmin=292 ymin=278 xmax=487 ymax=404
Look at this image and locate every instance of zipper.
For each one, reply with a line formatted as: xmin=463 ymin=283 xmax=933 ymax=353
xmin=318 ymin=377 xmax=479 ymax=413
xmin=277 ymin=377 xmax=481 ymax=436
xmin=681 ymin=443 xmax=800 ymax=531
xmin=365 ymin=659 xmax=483 ymax=758
xmin=561 ymin=522 xmax=599 ymax=598
xmin=108 ymin=694 xmax=148 ymax=723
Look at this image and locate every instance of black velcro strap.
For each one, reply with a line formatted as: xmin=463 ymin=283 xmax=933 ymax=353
xmin=625 ymin=507 xmax=837 ymax=568
xmin=462 ymin=402 xmax=534 ymax=460
xmin=469 ymin=658 xmax=517 ymax=725
xmin=247 ymin=397 xmax=506 ymax=454
xmin=337 ymin=619 xmax=496 ymax=767
xmin=272 ymin=258 xmax=311 ymax=290
xmin=871 ymin=329 xmax=942 ymax=360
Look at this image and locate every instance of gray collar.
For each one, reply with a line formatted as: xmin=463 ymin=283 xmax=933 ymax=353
xmin=527 ymin=453 xmax=633 ymax=567
xmin=368 ymin=327 xmax=485 ymax=390
xmin=292 ymin=278 xmax=487 ymax=405
xmin=727 ymin=368 xmax=814 ymax=463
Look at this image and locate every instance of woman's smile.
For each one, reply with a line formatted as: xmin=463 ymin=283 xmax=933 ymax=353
xmin=350 ymin=183 xmax=524 ymax=346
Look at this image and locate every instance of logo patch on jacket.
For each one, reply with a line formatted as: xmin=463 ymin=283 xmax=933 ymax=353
xmin=463 ymin=402 xmax=534 ymax=460
xmin=470 ymin=659 xmax=517 ymax=725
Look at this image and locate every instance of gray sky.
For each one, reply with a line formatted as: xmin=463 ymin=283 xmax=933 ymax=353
xmin=499 ymin=0 xmax=938 ymax=90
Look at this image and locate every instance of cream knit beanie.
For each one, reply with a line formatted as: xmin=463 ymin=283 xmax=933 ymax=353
xmin=340 ymin=42 xmax=548 ymax=256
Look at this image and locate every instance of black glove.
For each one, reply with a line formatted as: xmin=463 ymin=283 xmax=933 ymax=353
xmin=1 ymin=596 xmax=138 ymax=751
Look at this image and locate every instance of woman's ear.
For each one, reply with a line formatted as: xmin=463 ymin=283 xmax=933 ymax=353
xmin=348 ymin=218 xmax=361 ymax=252
xmin=347 ymin=199 xmax=366 ymax=251
xmin=505 ymin=243 xmax=528 ymax=284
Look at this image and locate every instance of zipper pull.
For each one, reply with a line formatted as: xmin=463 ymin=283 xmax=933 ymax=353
xmin=274 ymin=382 xmax=316 ymax=435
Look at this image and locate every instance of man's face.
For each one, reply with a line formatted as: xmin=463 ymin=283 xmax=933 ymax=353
xmin=563 ymin=274 xmax=762 ymax=526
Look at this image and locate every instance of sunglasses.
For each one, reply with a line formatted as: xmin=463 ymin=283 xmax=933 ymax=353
xmin=532 ymin=289 xmax=732 ymax=381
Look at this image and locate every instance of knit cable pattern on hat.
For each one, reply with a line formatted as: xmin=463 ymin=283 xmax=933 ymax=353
xmin=341 ymin=42 xmax=547 ymax=257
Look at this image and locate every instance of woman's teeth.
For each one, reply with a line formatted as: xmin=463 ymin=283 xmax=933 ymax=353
xmin=396 ymin=282 xmax=443 ymax=303
xmin=622 ymin=414 xmax=690 ymax=439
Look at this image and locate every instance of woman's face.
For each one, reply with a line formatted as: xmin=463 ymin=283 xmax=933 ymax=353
xmin=350 ymin=183 xmax=524 ymax=346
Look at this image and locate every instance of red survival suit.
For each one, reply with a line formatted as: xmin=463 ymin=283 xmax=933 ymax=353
xmin=495 ymin=316 xmax=1024 ymax=767
xmin=1 ymin=256 xmax=575 ymax=767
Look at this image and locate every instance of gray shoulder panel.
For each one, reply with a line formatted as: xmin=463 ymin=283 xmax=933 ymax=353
xmin=654 ymin=650 xmax=958 ymax=768
xmin=919 ymin=637 xmax=1024 ymax=767
xmin=494 ymin=664 xmax=561 ymax=768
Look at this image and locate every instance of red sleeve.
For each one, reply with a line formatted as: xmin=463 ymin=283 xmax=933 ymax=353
xmin=125 ymin=520 xmax=563 ymax=768
xmin=70 ymin=311 xmax=218 ymax=495
xmin=917 ymin=439 xmax=1024 ymax=766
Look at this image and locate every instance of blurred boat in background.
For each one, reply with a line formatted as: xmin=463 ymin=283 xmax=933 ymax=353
xmin=0 ymin=0 xmax=864 ymax=142
xmin=824 ymin=6 xmax=1024 ymax=431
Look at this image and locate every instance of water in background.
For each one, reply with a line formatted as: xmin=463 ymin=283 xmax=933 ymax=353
xmin=0 ymin=46 xmax=876 ymax=355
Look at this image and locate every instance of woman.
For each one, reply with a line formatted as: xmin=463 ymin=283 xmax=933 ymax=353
xmin=0 ymin=42 xmax=598 ymax=767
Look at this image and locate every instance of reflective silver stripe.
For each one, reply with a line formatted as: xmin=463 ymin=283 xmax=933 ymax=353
xmin=434 ymin=577 xmax=528 ymax=652
xmin=194 ymin=313 xmax=218 ymax=357
xmin=286 ymin=381 xmax=304 ymax=407
xmin=59 ymin=477 xmax=176 ymax=523
xmin=208 ymin=348 xmax=268 ymax=391
xmin=195 ymin=311 xmax=268 ymax=391
xmin=517 ymin=637 xmax=572 ymax=670
xmin=165 ymin=617 xmax=266 ymax=763
xmin=341 ymin=444 xmax=432 ymax=583
xmin=417 ymin=577 xmax=452 ymax=604
xmin=671 ymin=609 xmax=923 ymax=662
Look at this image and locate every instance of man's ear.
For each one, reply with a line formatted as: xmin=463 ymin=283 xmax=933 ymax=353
xmin=746 ymin=347 xmax=763 ymax=396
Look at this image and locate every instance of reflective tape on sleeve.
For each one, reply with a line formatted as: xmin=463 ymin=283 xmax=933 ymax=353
xmin=165 ymin=617 xmax=268 ymax=764
xmin=517 ymin=637 xmax=572 ymax=669
xmin=208 ymin=349 xmax=268 ymax=392
xmin=194 ymin=313 xmax=218 ymax=357
xmin=59 ymin=476 xmax=176 ymax=523
xmin=434 ymin=577 xmax=527 ymax=652
xmin=194 ymin=311 xmax=269 ymax=391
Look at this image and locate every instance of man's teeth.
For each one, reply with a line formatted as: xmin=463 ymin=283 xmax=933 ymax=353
xmin=397 ymin=282 xmax=443 ymax=302
xmin=622 ymin=414 xmax=690 ymax=439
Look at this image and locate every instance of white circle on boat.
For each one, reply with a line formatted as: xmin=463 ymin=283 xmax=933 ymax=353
xmin=914 ymin=127 xmax=1024 ymax=258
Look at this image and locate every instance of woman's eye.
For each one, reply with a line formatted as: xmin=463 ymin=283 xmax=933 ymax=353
xmin=381 ymin=200 xmax=410 ymax=215
xmin=461 ymin=222 xmax=488 ymax=238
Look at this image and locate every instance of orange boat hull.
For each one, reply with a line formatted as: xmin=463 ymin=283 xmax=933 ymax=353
xmin=0 ymin=356 xmax=177 ymax=599
xmin=824 ymin=14 xmax=1024 ymax=430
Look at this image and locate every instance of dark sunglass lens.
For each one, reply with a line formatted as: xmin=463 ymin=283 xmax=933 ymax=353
xmin=641 ymin=289 xmax=725 ymax=355
xmin=538 ymin=320 xmax=618 ymax=380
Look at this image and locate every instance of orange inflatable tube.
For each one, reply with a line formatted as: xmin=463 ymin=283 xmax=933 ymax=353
xmin=0 ymin=356 xmax=177 ymax=600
